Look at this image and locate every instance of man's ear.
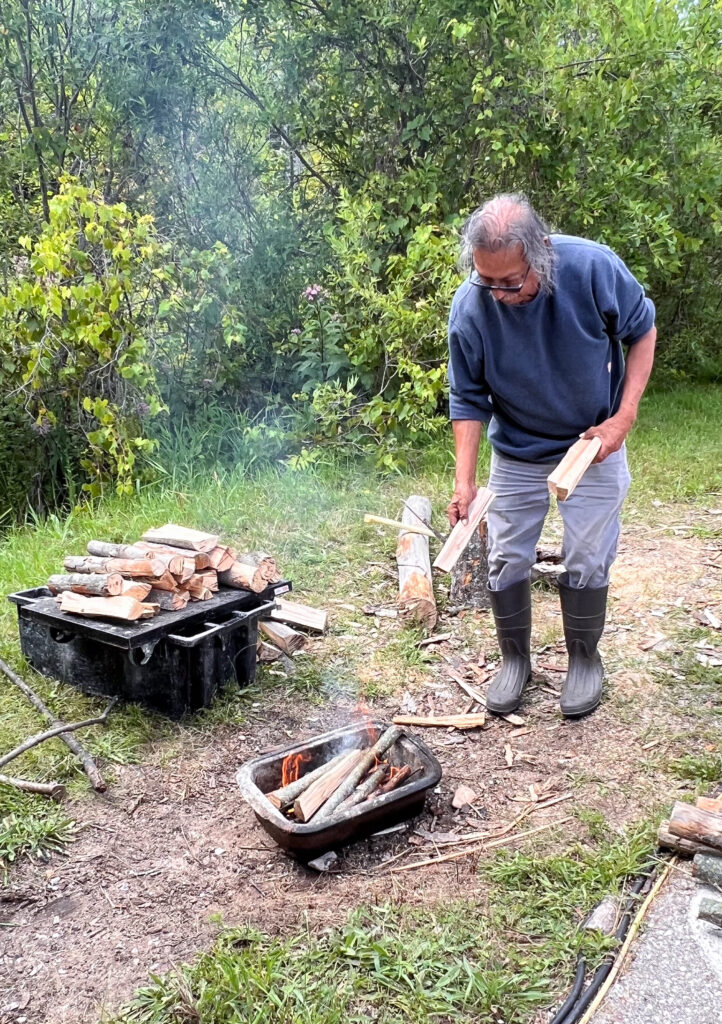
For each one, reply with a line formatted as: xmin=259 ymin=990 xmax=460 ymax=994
xmin=543 ymin=236 xmax=550 ymax=246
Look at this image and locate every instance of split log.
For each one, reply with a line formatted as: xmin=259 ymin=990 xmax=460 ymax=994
xmin=658 ymin=820 xmax=719 ymax=858
xmin=293 ymin=749 xmax=365 ymax=822
xmin=697 ymin=796 xmax=722 ymax=814
xmin=181 ymin=574 xmax=214 ymax=600
xmin=698 ymin=898 xmax=722 ymax=929
xmin=48 ymin=572 xmax=123 ymax=597
xmin=0 ymin=773 xmax=66 ymax=800
xmin=450 ymin=521 xmax=490 ymax=609
xmin=396 ymin=495 xmax=437 ymax=631
xmin=266 ymin=751 xmax=349 ymax=809
xmin=315 ymin=725 xmax=402 ymax=821
xmin=87 ymin=541 xmax=148 ymax=560
xmin=140 ymin=542 xmax=211 ymax=570
xmin=0 ymin=700 xmax=116 ymax=771
xmin=693 ymin=854 xmax=722 ymax=886
xmin=141 ymin=524 xmax=219 ymax=552
xmin=270 ymin=599 xmax=328 ymax=634
xmin=0 ymin=658 xmax=107 ymax=791
xmin=148 ymin=588 xmax=190 ymax=611
xmin=59 ymin=593 xmax=158 ymax=622
xmin=259 ymin=620 xmax=306 ymax=654
xmin=63 ymin=555 xmax=166 ymax=579
xmin=198 ymin=569 xmax=219 ymax=593
xmin=547 ymin=437 xmax=601 ymax=501
xmin=257 ymin=641 xmax=284 ymax=663
xmin=392 ymin=713 xmax=486 ymax=730
xmin=433 ymin=487 xmax=495 ymax=573
xmin=208 ymin=545 xmax=237 ymax=572
xmin=218 ymin=552 xmax=281 ymax=593
xmin=120 ymin=580 xmax=153 ymax=601
xmin=669 ymin=801 xmax=722 ymax=852
xmin=374 ymin=763 xmax=413 ymax=797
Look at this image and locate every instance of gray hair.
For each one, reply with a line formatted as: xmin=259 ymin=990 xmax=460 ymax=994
xmin=460 ymin=193 xmax=557 ymax=294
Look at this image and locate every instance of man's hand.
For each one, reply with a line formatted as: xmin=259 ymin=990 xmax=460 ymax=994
xmin=447 ymin=481 xmax=478 ymax=526
xmin=581 ymin=413 xmax=634 ymax=463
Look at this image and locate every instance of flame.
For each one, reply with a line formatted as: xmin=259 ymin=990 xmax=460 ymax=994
xmin=281 ymin=751 xmax=311 ymax=787
xmin=354 ymin=698 xmax=378 ymax=745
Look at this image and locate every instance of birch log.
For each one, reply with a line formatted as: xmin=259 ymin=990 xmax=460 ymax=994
xmin=396 ymin=496 xmax=437 ymax=631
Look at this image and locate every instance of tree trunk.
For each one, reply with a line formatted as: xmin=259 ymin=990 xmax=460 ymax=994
xmin=48 ymin=572 xmax=123 ymax=597
xmin=396 ymin=495 xmax=437 ymax=630
xmin=450 ymin=521 xmax=490 ymax=609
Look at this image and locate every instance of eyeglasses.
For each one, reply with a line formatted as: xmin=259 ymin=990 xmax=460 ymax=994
xmin=469 ymin=264 xmax=531 ymax=293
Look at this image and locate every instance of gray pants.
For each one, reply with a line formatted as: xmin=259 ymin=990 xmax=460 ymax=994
xmin=487 ymin=446 xmax=631 ymax=591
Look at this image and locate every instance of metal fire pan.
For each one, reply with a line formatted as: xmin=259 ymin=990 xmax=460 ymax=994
xmin=236 ymin=719 xmax=441 ymax=856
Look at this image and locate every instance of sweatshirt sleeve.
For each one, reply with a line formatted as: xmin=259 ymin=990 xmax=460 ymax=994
xmin=597 ymin=252 xmax=656 ymax=346
xmin=448 ymin=316 xmax=493 ymax=423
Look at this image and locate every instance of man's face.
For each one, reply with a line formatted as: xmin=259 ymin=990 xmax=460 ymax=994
xmin=472 ymin=245 xmax=540 ymax=305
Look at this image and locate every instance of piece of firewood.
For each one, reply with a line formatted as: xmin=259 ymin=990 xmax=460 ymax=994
xmin=219 ymin=552 xmax=281 ymax=593
xmin=266 ymin=752 xmax=350 ymax=809
xmin=0 ymin=658 xmax=107 ymax=791
xmin=140 ymin=542 xmax=212 ymax=570
xmin=198 ymin=569 xmax=219 ymax=592
xmin=669 ymin=801 xmax=722 ymax=852
xmin=87 ymin=541 xmax=148 ymax=560
xmin=120 ymin=580 xmax=153 ymax=601
xmin=135 ymin=569 xmax=178 ymax=592
xmin=208 ymin=545 xmax=237 ymax=572
xmin=259 ymin=620 xmax=306 ymax=654
xmin=697 ymin=796 xmax=722 ymax=814
xmin=63 ymin=555 xmax=166 ymax=579
xmin=392 ymin=713 xmax=486 ymax=730
xmin=658 ymin=820 xmax=719 ymax=857
xmin=148 ymin=588 xmax=190 ymax=611
xmin=48 ymin=572 xmax=123 ymax=597
xmin=141 ymin=524 xmax=219 ymax=552
xmin=433 ymin=488 xmax=495 ymax=573
xmin=59 ymin=592 xmax=158 ymax=622
xmin=693 ymin=853 xmax=722 ymax=886
xmin=257 ymin=640 xmax=284 ymax=663
xmin=374 ymin=763 xmax=413 ymax=797
xmin=293 ymin=749 xmax=365 ymax=822
xmin=547 ymin=437 xmax=602 ymax=501
xmin=316 ymin=725 xmax=402 ymax=821
xmin=337 ymin=764 xmax=388 ymax=812
xmin=0 ymin=772 xmax=66 ymax=800
xmin=450 ymin=520 xmax=490 ymax=609
xmin=698 ymin=898 xmax=722 ymax=929
xmin=0 ymin=700 xmax=116 ymax=771
xmin=270 ymin=599 xmax=328 ymax=634
xmin=397 ymin=496 xmax=437 ymax=630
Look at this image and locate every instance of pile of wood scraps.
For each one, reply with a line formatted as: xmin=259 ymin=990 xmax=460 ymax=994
xmin=45 ymin=523 xmax=281 ymax=622
xmin=658 ymin=790 xmax=722 ymax=930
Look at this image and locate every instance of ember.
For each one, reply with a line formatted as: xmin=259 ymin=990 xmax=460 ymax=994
xmin=281 ymin=751 xmax=312 ymax=787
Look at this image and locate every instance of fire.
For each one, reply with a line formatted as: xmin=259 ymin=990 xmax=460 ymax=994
xmin=354 ymin=698 xmax=378 ymax=745
xmin=281 ymin=751 xmax=311 ymax=787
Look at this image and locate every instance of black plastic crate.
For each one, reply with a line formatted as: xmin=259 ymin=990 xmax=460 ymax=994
xmin=8 ymin=582 xmax=289 ymax=718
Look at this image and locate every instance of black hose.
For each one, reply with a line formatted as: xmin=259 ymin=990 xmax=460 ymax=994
xmin=548 ymin=955 xmax=586 ymax=1024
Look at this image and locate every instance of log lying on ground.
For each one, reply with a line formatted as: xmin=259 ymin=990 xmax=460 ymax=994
xmin=697 ymin=796 xmax=722 ymax=814
xmin=270 ymin=599 xmax=328 ymax=634
xmin=257 ymin=641 xmax=284 ymax=663
xmin=316 ymin=725 xmax=402 ymax=821
xmin=0 ymin=657 xmax=107 ymax=791
xmin=259 ymin=620 xmax=306 ymax=654
xmin=148 ymin=588 xmax=190 ymax=611
xmin=698 ymin=898 xmax=722 ymax=929
xmin=48 ymin=572 xmax=123 ymax=597
xmin=0 ymin=700 xmax=116 ymax=771
xmin=293 ymin=749 xmax=365 ymax=822
xmin=141 ymin=524 xmax=219 ymax=552
xmin=0 ymin=772 xmax=66 ymax=800
xmin=266 ymin=751 xmax=350 ymax=809
xmin=547 ymin=437 xmax=602 ymax=501
xmin=669 ymin=801 xmax=722 ymax=852
xmin=120 ymin=580 xmax=153 ymax=601
xmin=140 ymin=542 xmax=211 ymax=570
xmin=658 ymin=820 xmax=719 ymax=857
xmin=63 ymin=555 xmax=166 ymax=579
xmin=693 ymin=853 xmax=722 ymax=886
xmin=396 ymin=496 xmax=437 ymax=631
xmin=392 ymin=713 xmax=486 ymax=730
xmin=60 ymin=593 xmax=159 ymax=621
xmin=219 ymin=552 xmax=281 ymax=593
xmin=433 ymin=488 xmax=495 ymax=573
xmin=450 ymin=521 xmax=489 ymax=609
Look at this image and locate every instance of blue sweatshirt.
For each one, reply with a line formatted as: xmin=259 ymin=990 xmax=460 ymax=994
xmin=447 ymin=234 xmax=655 ymax=462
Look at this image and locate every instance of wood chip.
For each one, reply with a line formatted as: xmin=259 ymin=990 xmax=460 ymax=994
xmin=418 ymin=633 xmax=453 ymax=647
xmin=504 ymin=742 xmax=514 ymax=767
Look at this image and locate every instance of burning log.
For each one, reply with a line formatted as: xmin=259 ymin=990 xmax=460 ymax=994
xmin=48 ymin=572 xmax=123 ymax=597
xmin=63 ymin=555 xmax=167 ymax=579
xmin=336 ymin=764 xmax=388 ymax=812
xmin=59 ymin=593 xmax=159 ymax=621
xmin=293 ymin=749 xmax=365 ymax=822
xmin=315 ymin=725 xmax=402 ymax=821
xmin=259 ymin=620 xmax=306 ymax=654
xmin=396 ymin=496 xmax=437 ymax=631
xmin=266 ymin=751 xmax=350 ymax=809
xmin=270 ymin=599 xmax=328 ymax=634
xmin=141 ymin=524 xmax=219 ymax=552
xmin=219 ymin=552 xmax=281 ymax=593
xmin=148 ymin=588 xmax=190 ymax=611
xmin=374 ymin=763 xmax=413 ymax=797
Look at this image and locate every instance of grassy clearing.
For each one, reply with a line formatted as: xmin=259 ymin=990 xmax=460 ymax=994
xmin=107 ymin=824 xmax=654 ymax=1024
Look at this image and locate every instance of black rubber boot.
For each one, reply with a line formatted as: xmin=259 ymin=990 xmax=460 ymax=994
xmin=558 ymin=575 xmax=608 ymax=718
xmin=486 ymin=578 xmax=532 ymax=715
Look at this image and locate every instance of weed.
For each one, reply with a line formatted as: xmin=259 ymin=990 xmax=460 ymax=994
xmin=668 ymin=752 xmax=722 ymax=787
xmin=0 ymin=787 xmax=76 ymax=872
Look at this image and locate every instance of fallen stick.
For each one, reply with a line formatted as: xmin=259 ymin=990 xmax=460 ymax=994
xmin=364 ymin=514 xmax=438 ymax=539
xmin=392 ymin=713 xmax=486 ymax=730
xmin=266 ymin=751 xmax=349 ymax=809
xmin=316 ymin=725 xmax=402 ymax=821
xmin=0 ymin=699 xmax=116 ymax=771
xmin=0 ymin=772 xmax=66 ymax=800
xmin=0 ymin=658 xmax=107 ymax=791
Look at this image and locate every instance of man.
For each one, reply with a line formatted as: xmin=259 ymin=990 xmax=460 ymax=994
xmin=447 ymin=193 xmax=656 ymax=718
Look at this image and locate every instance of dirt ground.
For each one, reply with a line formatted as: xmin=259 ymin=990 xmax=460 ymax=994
xmin=1 ymin=519 xmax=720 ymax=1024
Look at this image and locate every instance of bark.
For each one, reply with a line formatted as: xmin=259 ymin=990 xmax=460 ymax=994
xmin=87 ymin=541 xmax=148 ymax=560
xmin=698 ymin=898 xmax=722 ymax=929
xmin=658 ymin=819 xmax=721 ymax=857
xmin=48 ymin=572 xmax=123 ymax=597
xmin=693 ymin=853 xmax=722 ymax=886
xmin=63 ymin=555 xmax=166 ymax=579
xmin=140 ymin=542 xmax=211 ymax=570
xmin=450 ymin=521 xmax=490 ymax=609
xmin=337 ymin=764 xmax=388 ymax=811
xmin=396 ymin=496 xmax=437 ymax=630
xmin=0 ymin=773 xmax=66 ymax=800
xmin=374 ymin=763 xmax=413 ymax=797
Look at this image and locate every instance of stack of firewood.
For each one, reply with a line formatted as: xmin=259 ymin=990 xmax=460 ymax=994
xmin=659 ymin=791 xmax=722 ymax=930
xmin=47 ymin=523 xmax=281 ymax=622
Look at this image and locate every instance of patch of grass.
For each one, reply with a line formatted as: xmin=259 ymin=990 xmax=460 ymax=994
xmin=0 ymin=787 xmax=76 ymax=872
xmin=668 ymin=751 xmax=722 ymax=787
